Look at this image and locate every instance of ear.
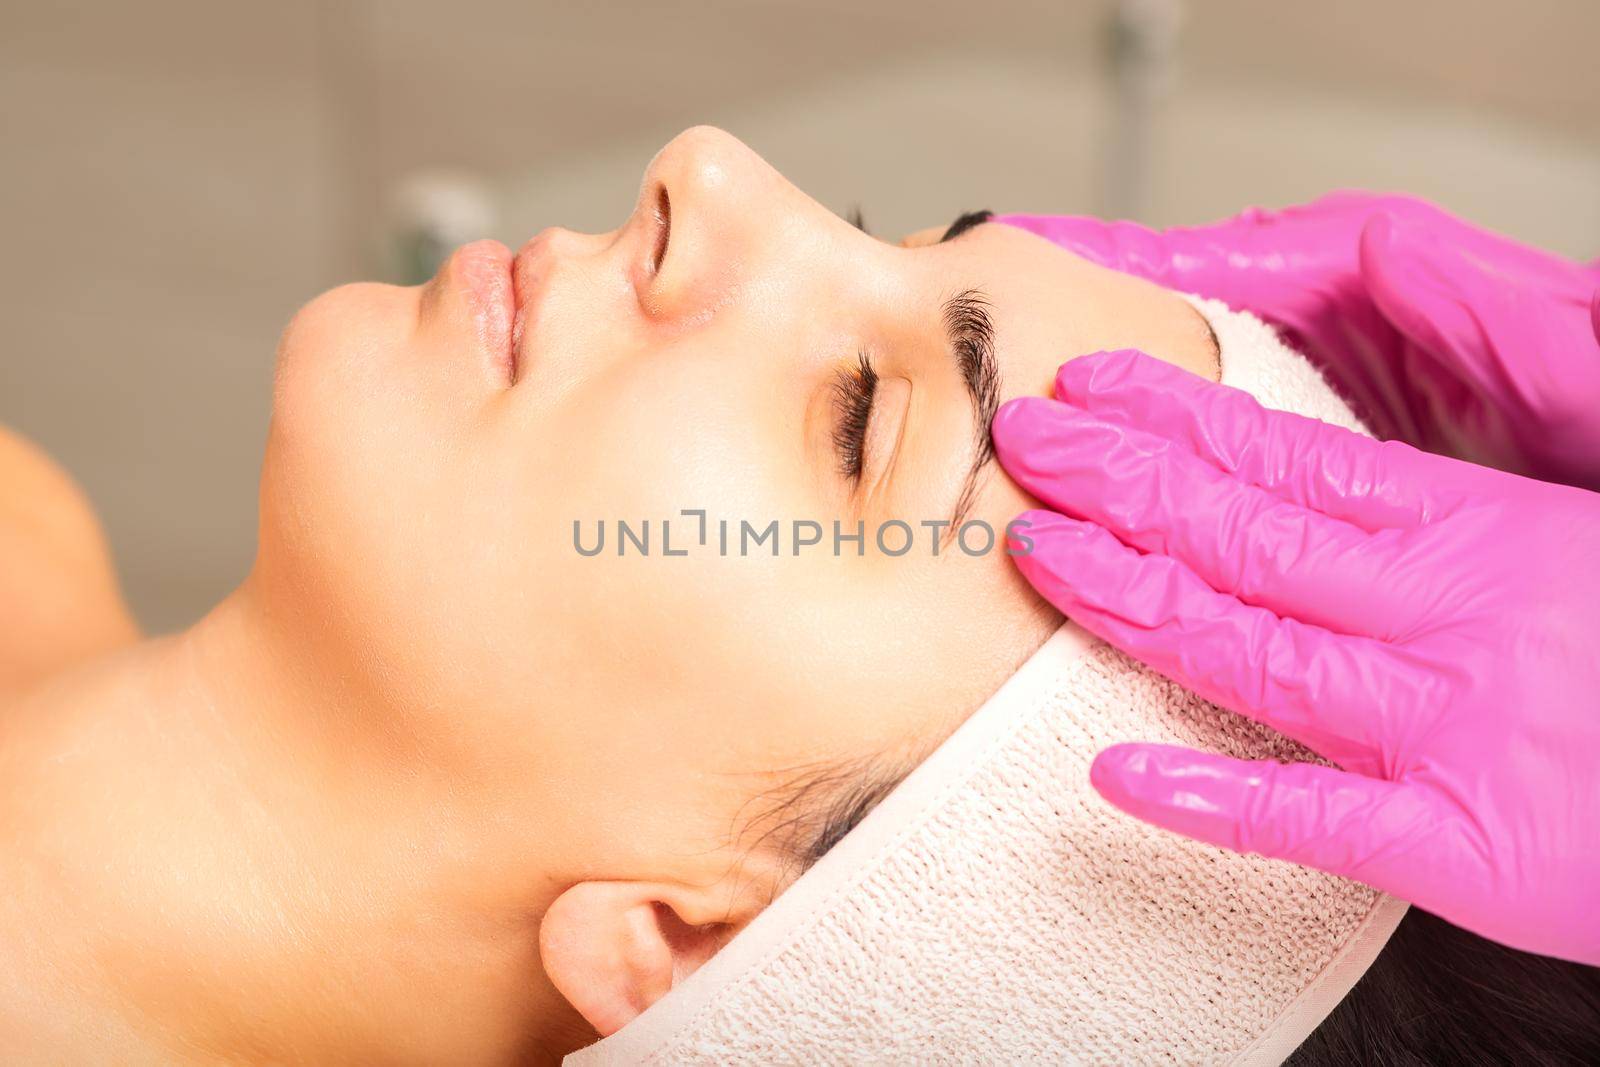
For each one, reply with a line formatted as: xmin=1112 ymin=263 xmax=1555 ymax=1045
xmin=539 ymin=880 xmax=747 ymax=1037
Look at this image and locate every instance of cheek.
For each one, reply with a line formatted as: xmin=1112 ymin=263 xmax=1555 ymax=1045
xmin=526 ymin=367 xmax=799 ymax=647
xmin=513 ymin=359 xmax=908 ymax=750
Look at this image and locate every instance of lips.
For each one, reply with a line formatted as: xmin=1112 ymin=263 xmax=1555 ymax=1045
xmin=510 ymin=233 xmax=556 ymax=383
xmin=441 ymin=238 xmax=517 ymax=384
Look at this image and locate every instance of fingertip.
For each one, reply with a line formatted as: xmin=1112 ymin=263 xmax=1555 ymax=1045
xmin=1093 ymin=745 xmax=1282 ymax=859
xmin=1052 ymin=348 xmax=1152 ymax=405
xmin=1362 ymin=207 xmax=1468 ymax=307
xmin=1357 ymin=209 xmax=1396 ymax=264
xmin=1359 ymin=205 xmax=1454 ymax=284
xmin=1359 ymin=212 xmax=1468 ymax=363
xmin=1007 ymin=512 xmax=1129 ymax=615
xmin=1357 ymin=208 xmax=1422 ymax=308
xmin=1003 ymin=508 xmax=1069 ymax=554
xmin=1050 ymin=353 xmax=1097 ymax=403
xmin=1012 ymin=507 xmax=1087 ymax=535
xmin=991 ymin=396 xmax=1071 ymax=474
xmin=1090 ymin=744 xmax=1234 ymax=843
xmin=1088 ymin=743 xmax=1151 ymax=802
xmin=1009 ymin=510 xmax=1120 ymax=564
xmin=991 ymin=394 xmax=1056 ymax=439
xmin=1007 ymin=510 xmax=1096 ymax=568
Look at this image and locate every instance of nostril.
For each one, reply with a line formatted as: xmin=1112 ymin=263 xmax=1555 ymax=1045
xmin=651 ymin=185 xmax=671 ymax=276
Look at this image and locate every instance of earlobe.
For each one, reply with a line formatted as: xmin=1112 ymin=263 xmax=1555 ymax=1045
xmin=540 ymin=881 xmax=736 ymax=1037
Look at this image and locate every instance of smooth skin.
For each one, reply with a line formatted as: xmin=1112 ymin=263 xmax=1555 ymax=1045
xmin=0 ymin=127 xmax=1217 ymax=1063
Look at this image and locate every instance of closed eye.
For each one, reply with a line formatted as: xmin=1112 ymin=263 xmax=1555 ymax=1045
xmin=829 ymin=352 xmax=878 ymax=482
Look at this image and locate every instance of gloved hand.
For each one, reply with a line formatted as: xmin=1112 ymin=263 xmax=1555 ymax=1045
xmin=992 ymin=349 xmax=1600 ymax=965
xmin=1000 ymin=195 xmax=1600 ymax=490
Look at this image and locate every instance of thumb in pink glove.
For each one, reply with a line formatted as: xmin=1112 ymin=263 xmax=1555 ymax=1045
xmin=999 ymin=195 xmax=1600 ymax=491
xmin=993 ymin=348 xmax=1600 ymax=965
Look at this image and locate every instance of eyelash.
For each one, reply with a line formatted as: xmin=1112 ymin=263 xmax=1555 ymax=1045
xmin=830 ymin=352 xmax=879 ymax=482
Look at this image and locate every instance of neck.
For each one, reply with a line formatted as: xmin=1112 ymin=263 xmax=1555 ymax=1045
xmin=0 ymin=586 xmax=593 ymax=1063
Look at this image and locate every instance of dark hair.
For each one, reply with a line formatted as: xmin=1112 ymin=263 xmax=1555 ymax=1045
xmin=740 ymin=753 xmax=917 ymax=891
xmin=1290 ymin=907 xmax=1600 ymax=1065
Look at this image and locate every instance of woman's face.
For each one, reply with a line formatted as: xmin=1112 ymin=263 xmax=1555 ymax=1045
xmin=255 ymin=127 xmax=1215 ymax=900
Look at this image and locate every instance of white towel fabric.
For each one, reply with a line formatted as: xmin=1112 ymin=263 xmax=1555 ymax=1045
xmin=568 ymin=297 xmax=1407 ymax=1066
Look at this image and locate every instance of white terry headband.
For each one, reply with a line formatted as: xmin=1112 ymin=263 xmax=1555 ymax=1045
xmin=568 ymin=298 xmax=1407 ymax=1065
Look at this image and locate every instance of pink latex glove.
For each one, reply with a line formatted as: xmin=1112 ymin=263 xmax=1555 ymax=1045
xmin=999 ymin=195 xmax=1600 ymax=491
xmin=992 ymin=349 xmax=1600 ymax=965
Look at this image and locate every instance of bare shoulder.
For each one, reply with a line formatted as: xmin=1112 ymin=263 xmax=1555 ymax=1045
xmin=0 ymin=426 xmax=138 ymax=694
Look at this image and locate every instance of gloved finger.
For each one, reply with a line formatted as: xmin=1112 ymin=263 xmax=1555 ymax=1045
xmin=1361 ymin=212 xmax=1600 ymax=490
xmin=995 ymin=213 xmax=1194 ymax=290
xmin=1000 ymin=196 xmax=1594 ymax=453
xmin=996 ymin=192 xmax=1390 ymax=308
xmin=1048 ymin=349 xmax=1455 ymax=530
xmin=993 ymin=395 xmax=1428 ymax=642
xmin=1012 ymin=511 xmax=1390 ymax=769
xmin=1090 ymin=742 xmax=1458 ymax=902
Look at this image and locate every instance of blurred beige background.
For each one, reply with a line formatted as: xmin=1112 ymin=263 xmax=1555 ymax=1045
xmin=4 ymin=0 xmax=1598 ymax=631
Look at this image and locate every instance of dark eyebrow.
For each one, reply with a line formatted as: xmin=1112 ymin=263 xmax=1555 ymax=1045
xmin=942 ymin=290 xmax=1001 ymax=535
xmin=939 ymin=209 xmax=993 ymax=243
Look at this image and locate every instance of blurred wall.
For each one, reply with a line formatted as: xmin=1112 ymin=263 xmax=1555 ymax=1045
xmin=3 ymin=0 xmax=1597 ymax=631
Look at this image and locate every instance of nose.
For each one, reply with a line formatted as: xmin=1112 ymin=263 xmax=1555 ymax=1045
xmin=632 ymin=126 xmax=792 ymax=321
xmin=508 ymin=128 xmax=787 ymax=387
xmin=641 ymin=126 xmax=764 ymax=217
